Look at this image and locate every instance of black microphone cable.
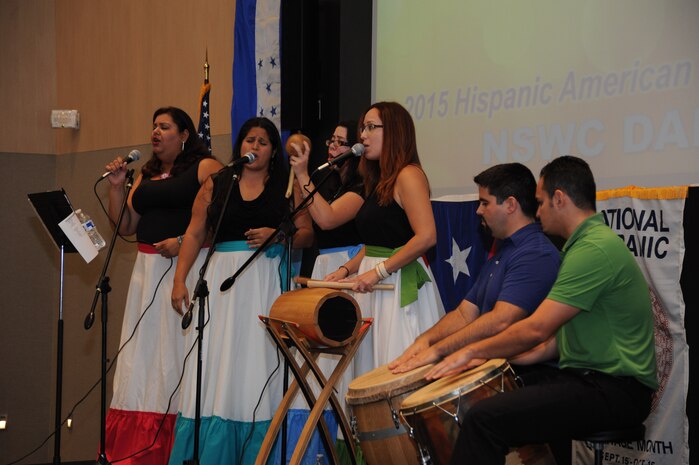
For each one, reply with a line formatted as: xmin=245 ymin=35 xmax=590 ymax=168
xmin=237 ymin=347 xmax=282 ymax=465
xmin=111 ymin=297 xmax=211 ymax=463
xmin=2 ymin=259 xmax=174 ymax=465
xmin=94 ymin=177 xmax=140 ymax=245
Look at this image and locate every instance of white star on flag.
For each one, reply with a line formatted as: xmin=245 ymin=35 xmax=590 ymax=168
xmin=445 ymin=237 xmax=471 ymax=283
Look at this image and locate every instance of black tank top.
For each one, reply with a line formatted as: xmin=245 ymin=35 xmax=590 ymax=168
xmin=132 ymin=160 xmax=202 ymax=244
xmin=215 ymin=174 xmax=290 ymax=243
xmin=355 ymin=192 xmax=414 ymax=248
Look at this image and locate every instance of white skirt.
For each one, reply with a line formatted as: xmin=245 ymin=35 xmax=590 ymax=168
xmin=177 ymin=247 xmax=284 ymax=422
xmin=110 ymin=248 xmax=207 ymax=414
xmin=352 ymin=255 xmax=445 ymax=377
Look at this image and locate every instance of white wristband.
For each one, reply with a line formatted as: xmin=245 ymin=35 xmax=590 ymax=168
xmin=376 ymin=261 xmax=391 ymax=280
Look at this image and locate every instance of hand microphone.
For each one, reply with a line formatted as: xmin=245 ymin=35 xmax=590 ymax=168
xmin=226 ymin=152 xmax=257 ymax=168
xmin=315 ymin=143 xmax=364 ymax=172
xmin=181 ymin=301 xmax=194 ymax=330
xmin=84 ymin=309 xmax=95 ymax=330
xmin=100 ymin=149 xmax=142 ymax=178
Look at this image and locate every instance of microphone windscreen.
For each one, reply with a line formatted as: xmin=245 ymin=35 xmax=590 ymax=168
xmin=351 ymin=143 xmax=365 ymax=156
xmin=128 ymin=149 xmax=142 ymax=162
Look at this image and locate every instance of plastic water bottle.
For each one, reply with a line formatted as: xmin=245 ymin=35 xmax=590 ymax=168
xmin=75 ymin=209 xmax=106 ymax=250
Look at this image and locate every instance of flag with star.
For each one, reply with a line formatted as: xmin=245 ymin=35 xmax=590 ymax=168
xmin=197 ymin=79 xmax=212 ymax=153
xmin=231 ymin=0 xmax=281 ymax=141
xmin=426 ymin=195 xmax=490 ymax=312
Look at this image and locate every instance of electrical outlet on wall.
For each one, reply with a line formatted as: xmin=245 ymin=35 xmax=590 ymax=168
xmin=51 ymin=110 xmax=80 ymax=129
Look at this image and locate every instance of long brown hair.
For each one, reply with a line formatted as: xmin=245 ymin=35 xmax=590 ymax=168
xmin=359 ymin=102 xmax=423 ymax=205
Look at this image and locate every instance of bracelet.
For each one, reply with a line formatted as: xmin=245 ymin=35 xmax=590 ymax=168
xmin=375 ymin=261 xmax=391 ymax=280
xmin=177 ymin=235 xmax=183 ymax=245
xmin=375 ymin=266 xmax=383 ymax=280
xmin=339 ymin=265 xmax=350 ymax=277
xmin=378 ymin=260 xmax=392 ymax=278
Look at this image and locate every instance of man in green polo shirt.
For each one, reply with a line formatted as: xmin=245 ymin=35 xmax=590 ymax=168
xmin=426 ymin=155 xmax=657 ymax=465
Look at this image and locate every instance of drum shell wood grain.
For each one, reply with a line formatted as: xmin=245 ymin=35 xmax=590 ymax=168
xmin=399 ymin=359 xmax=557 ymax=465
xmin=268 ymin=287 xmax=361 ymax=347
xmin=345 ymin=364 xmax=433 ymax=465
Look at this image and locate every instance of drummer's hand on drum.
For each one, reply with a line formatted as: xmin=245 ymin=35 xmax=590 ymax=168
xmin=388 ymin=341 xmax=439 ymax=374
xmin=388 ymin=336 xmax=430 ymax=373
xmin=171 ymin=281 xmax=190 ymax=315
xmin=425 ymin=346 xmax=487 ymax=380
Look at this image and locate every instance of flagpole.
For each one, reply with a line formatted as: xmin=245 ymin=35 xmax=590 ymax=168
xmin=197 ymin=52 xmax=212 ymax=154
xmin=185 ymin=52 xmax=211 ymax=465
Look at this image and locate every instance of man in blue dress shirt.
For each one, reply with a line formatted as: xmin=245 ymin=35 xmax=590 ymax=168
xmin=390 ymin=162 xmax=561 ymax=373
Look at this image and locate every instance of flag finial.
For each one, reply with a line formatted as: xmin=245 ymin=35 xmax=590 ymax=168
xmin=204 ymin=49 xmax=210 ymax=83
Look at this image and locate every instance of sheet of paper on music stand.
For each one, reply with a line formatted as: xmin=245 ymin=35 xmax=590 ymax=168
xmin=59 ymin=212 xmax=99 ymax=263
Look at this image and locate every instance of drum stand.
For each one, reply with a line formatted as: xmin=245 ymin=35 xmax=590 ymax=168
xmin=254 ymin=317 xmax=372 ymax=465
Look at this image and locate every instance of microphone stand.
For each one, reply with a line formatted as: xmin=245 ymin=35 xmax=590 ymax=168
xmin=218 ymin=165 xmax=339 ymax=464
xmin=180 ymin=168 xmax=242 ymax=465
xmin=84 ymin=169 xmax=135 ymax=465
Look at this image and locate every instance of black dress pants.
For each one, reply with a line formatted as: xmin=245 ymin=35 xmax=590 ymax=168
xmin=448 ymin=368 xmax=653 ymax=465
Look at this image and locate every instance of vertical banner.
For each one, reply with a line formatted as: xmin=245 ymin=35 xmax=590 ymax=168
xmin=427 ymin=195 xmax=489 ymax=312
xmin=231 ymin=0 xmax=281 ymax=141
xmin=573 ymin=186 xmax=689 ymax=465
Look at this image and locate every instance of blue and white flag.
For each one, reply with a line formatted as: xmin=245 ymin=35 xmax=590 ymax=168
xmin=427 ymin=195 xmax=489 ymax=312
xmin=231 ymin=0 xmax=281 ymax=141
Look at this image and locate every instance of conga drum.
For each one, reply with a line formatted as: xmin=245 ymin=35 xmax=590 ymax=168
xmin=345 ymin=364 xmax=433 ymax=465
xmin=399 ymin=359 xmax=556 ymax=465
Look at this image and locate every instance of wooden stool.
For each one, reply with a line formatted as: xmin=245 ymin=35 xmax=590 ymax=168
xmin=576 ymin=424 xmax=645 ymax=465
xmin=255 ymin=289 xmax=372 ymax=465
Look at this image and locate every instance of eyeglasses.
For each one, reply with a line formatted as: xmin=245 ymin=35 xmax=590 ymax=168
xmin=360 ymin=123 xmax=384 ymax=133
xmin=325 ymin=138 xmax=350 ymax=147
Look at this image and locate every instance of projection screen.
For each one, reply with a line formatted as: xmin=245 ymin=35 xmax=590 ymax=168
xmin=373 ymin=0 xmax=699 ymax=195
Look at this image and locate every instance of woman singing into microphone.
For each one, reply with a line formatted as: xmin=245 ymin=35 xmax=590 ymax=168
xmin=169 ymin=117 xmax=313 ymax=465
xmin=103 ymin=107 xmax=222 ymax=465
xmin=291 ymin=102 xmax=444 ymax=376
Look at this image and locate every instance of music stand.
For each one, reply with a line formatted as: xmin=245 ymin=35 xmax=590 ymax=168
xmin=28 ymin=189 xmax=78 ymax=465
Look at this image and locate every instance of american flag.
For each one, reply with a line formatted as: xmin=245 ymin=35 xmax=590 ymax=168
xmin=197 ymin=80 xmax=212 ymax=153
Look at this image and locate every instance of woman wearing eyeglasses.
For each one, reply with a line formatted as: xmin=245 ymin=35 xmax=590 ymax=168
xmin=286 ymin=121 xmax=364 ymax=459
xmin=291 ymin=101 xmax=444 ymax=372
xmin=290 ymin=121 xmax=364 ymax=277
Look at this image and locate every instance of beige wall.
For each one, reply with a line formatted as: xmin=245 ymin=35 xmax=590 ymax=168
xmin=1 ymin=0 xmax=234 ymax=155
xmin=0 ymin=0 xmax=234 ymax=461
xmin=0 ymin=152 xmax=58 ymax=461
xmin=0 ymin=0 xmax=58 ymax=154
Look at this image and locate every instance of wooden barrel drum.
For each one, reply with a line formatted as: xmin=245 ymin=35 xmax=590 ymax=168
xmin=269 ymin=287 xmax=362 ymax=347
